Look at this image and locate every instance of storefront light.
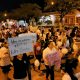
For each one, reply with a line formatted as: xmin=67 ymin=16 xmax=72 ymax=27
xmin=76 ymin=14 xmax=80 ymax=17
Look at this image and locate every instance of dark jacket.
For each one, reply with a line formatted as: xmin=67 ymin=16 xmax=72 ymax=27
xmin=13 ymin=57 xmax=27 ymax=79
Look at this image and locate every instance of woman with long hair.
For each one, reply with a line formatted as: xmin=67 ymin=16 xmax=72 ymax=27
xmin=62 ymin=58 xmax=80 ymax=80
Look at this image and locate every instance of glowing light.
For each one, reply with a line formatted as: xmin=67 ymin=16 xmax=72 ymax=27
xmin=50 ymin=15 xmax=56 ymax=25
xmin=76 ymin=14 xmax=80 ymax=17
xmin=38 ymin=15 xmax=56 ymax=25
xmin=4 ymin=13 xmax=7 ymax=17
xmin=51 ymin=2 xmax=54 ymax=5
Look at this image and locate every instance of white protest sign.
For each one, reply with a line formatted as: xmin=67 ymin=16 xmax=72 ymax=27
xmin=8 ymin=34 xmax=36 ymax=56
xmin=18 ymin=33 xmax=37 ymax=44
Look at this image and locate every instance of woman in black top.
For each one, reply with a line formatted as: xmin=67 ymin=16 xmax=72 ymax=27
xmin=13 ymin=54 xmax=27 ymax=80
xmin=23 ymin=53 xmax=32 ymax=80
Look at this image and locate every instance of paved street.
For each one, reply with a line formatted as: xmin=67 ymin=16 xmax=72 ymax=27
xmin=0 ymin=39 xmax=79 ymax=80
xmin=0 ymin=63 xmax=61 ymax=80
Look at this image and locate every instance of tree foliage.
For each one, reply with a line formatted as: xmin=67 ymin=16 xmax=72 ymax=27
xmin=44 ymin=0 xmax=80 ymax=22
xmin=10 ymin=3 xmax=42 ymax=20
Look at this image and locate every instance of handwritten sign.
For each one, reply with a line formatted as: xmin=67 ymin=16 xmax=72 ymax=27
xmin=46 ymin=52 xmax=61 ymax=68
xmin=18 ymin=33 xmax=37 ymax=44
xmin=8 ymin=33 xmax=37 ymax=56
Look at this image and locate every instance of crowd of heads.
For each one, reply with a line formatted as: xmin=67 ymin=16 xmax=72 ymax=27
xmin=0 ymin=19 xmax=80 ymax=79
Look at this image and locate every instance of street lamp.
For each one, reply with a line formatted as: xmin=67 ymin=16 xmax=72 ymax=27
xmin=4 ymin=13 xmax=7 ymax=17
xmin=51 ymin=1 xmax=54 ymax=5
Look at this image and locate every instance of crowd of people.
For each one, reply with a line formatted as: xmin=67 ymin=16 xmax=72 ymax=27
xmin=0 ymin=19 xmax=80 ymax=80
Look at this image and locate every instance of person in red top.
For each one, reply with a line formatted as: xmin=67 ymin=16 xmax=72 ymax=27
xmin=34 ymin=37 xmax=42 ymax=70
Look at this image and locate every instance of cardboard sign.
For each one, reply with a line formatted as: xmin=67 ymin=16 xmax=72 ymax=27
xmin=8 ymin=33 xmax=37 ymax=56
xmin=46 ymin=52 xmax=61 ymax=68
xmin=18 ymin=33 xmax=37 ymax=44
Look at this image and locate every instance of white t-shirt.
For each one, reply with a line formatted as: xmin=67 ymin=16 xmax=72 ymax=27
xmin=78 ymin=56 xmax=80 ymax=63
xmin=43 ymin=47 xmax=56 ymax=65
xmin=62 ymin=73 xmax=80 ymax=80
xmin=62 ymin=73 xmax=71 ymax=80
xmin=75 ymin=72 xmax=80 ymax=80
xmin=65 ymin=40 xmax=69 ymax=48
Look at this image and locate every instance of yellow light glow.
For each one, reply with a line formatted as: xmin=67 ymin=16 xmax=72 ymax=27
xmin=4 ymin=13 xmax=7 ymax=17
xmin=51 ymin=2 xmax=54 ymax=5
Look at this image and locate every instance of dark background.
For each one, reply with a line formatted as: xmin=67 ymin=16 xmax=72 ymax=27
xmin=0 ymin=0 xmax=45 ymax=12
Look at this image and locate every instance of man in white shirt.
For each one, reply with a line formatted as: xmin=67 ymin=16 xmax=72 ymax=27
xmin=43 ymin=40 xmax=60 ymax=80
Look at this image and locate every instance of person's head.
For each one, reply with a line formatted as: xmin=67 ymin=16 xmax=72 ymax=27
xmin=17 ymin=54 xmax=23 ymax=60
xmin=3 ymin=42 xmax=8 ymax=48
xmin=48 ymin=40 xmax=55 ymax=49
xmin=57 ymin=29 xmax=59 ymax=32
xmin=64 ymin=58 xmax=79 ymax=80
xmin=65 ymin=58 xmax=79 ymax=74
xmin=66 ymin=50 xmax=73 ymax=59
xmin=46 ymin=33 xmax=50 ymax=38
xmin=3 ymin=33 xmax=9 ymax=39
xmin=0 ymin=47 xmax=8 ymax=55
xmin=40 ymin=36 xmax=44 ymax=41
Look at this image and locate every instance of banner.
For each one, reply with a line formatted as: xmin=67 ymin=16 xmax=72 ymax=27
xmin=18 ymin=33 xmax=37 ymax=44
xmin=46 ymin=52 xmax=61 ymax=68
xmin=8 ymin=33 xmax=37 ymax=56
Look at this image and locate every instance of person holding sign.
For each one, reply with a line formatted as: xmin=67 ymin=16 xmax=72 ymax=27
xmin=13 ymin=54 xmax=27 ymax=80
xmin=43 ymin=40 xmax=61 ymax=80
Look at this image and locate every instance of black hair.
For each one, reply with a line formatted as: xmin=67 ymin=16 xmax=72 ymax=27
xmin=57 ymin=29 xmax=59 ymax=32
xmin=70 ymin=27 xmax=78 ymax=38
xmin=64 ymin=58 xmax=78 ymax=80
xmin=47 ymin=40 xmax=53 ymax=46
xmin=37 ymin=34 xmax=40 ymax=40
xmin=46 ymin=33 xmax=49 ymax=38
xmin=13 ymin=56 xmax=17 ymax=61
xmin=0 ymin=39 xmax=5 ymax=42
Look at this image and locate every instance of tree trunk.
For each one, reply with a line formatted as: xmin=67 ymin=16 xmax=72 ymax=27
xmin=59 ymin=14 xmax=64 ymax=30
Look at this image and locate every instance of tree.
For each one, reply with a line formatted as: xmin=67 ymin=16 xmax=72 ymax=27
xmin=0 ymin=11 xmax=9 ymax=20
xmin=10 ymin=3 xmax=42 ymax=20
xmin=44 ymin=0 xmax=80 ymax=24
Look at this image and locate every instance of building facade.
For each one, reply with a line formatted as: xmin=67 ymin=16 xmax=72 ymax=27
xmin=43 ymin=10 xmax=80 ymax=27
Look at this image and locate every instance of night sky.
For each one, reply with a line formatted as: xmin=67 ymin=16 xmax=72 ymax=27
xmin=0 ymin=0 xmax=45 ymax=12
